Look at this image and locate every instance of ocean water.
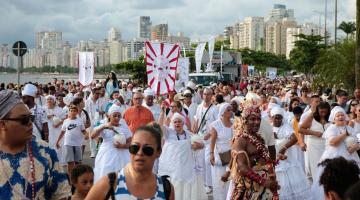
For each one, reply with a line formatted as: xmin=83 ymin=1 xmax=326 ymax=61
xmin=0 ymin=73 xmax=109 ymax=85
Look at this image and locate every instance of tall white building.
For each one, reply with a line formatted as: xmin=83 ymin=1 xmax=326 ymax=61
xmin=108 ymin=27 xmax=121 ymax=42
xmin=36 ymin=31 xmax=62 ymax=49
xmin=138 ymin=16 xmax=152 ymax=39
xmin=126 ymin=38 xmax=145 ymax=61
xmin=286 ymin=23 xmax=322 ymax=58
xmin=268 ymin=4 xmax=294 ymax=21
xmin=0 ymin=44 xmax=10 ymax=67
xmin=109 ymin=41 xmax=127 ymax=64
xmin=230 ymin=17 xmax=264 ymax=51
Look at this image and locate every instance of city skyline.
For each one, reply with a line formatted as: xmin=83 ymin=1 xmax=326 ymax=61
xmin=0 ymin=0 xmax=355 ymax=47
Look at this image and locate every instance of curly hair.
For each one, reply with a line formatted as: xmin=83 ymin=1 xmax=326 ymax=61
xmin=319 ymin=157 xmax=360 ymax=199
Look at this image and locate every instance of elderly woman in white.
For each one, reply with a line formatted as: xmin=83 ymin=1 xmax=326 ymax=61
xmin=43 ymin=95 xmax=66 ymax=165
xmin=91 ymin=104 xmax=132 ymax=182
xmin=209 ymin=103 xmax=233 ymax=200
xmin=311 ymin=106 xmax=360 ymax=200
xmin=270 ymin=107 xmax=310 ymax=200
xmin=158 ymin=110 xmax=207 ymax=200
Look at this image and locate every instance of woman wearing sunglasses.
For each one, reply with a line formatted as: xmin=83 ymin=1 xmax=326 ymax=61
xmin=0 ymin=90 xmax=71 ymax=199
xmin=157 ymin=110 xmax=206 ymax=200
xmin=347 ymin=99 xmax=359 ymax=121
xmin=91 ymin=104 xmax=132 ymax=182
xmin=86 ymin=125 xmax=174 ymax=200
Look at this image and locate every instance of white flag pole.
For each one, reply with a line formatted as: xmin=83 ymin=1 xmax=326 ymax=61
xmin=183 ymin=47 xmax=186 ymax=57
xmin=220 ymin=44 xmax=223 ymax=77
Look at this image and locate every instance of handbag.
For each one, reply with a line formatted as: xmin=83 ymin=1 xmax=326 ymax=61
xmin=218 ymin=150 xmax=231 ymax=166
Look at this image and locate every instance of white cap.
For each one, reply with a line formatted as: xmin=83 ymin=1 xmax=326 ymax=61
xmin=22 ymin=84 xmax=37 ymax=97
xmin=186 ymin=81 xmax=196 ymax=90
xmin=144 ymin=88 xmax=155 ymax=97
xmin=270 ymin=107 xmax=284 ymax=117
xmin=183 ymin=89 xmax=192 ymax=95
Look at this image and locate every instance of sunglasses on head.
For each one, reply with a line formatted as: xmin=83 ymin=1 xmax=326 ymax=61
xmin=129 ymin=144 xmax=155 ymax=156
xmin=3 ymin=115 xmax=35 ymax=125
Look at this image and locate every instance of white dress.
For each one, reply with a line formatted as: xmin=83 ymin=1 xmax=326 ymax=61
xmin=274 ymin=123 xmax=311 ymax=200
xmin=305 ymin=119 xmax=329 ymax=182
xmin=158 ymin=127 xmax=207 ymax=200
xmin=44 ymin=106 xmax=66 ymax=165
xmin=93 ymin=119 xmax=132 ymax=182
xmin=210 ymin=120 xmax=232 ymax=200
xmin=311 ymin=124 xmax=360 ymax=200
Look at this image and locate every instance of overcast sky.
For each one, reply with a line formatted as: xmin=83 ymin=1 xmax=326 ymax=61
xmin=0 ymin=0 xmax=355 ymax=47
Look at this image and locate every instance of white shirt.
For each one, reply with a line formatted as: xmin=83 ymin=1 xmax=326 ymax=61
xmin=61 ymin=117 xmax=85 ymax=146
xmin=85 ymin=97 xmax=101 ymax=127
xmin=30 ymin=105 xmax=47 ymax=139
xmin=183 ymin=103 xmax=198 ymax=125
xmin=142 ymin=103 xmax=161 ymax=121
xmin=194 ymin=102 xmax=218 ymax=135
xmin=259 ymin=118 xmax=275 ymax=146
xmin=163 ymin=126 xmax=190 ymax=142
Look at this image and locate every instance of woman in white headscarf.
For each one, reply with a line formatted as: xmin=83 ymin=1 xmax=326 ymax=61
xmin=43 ymin=95 xmax=66 ymax=165
xmin=209 ymin=103 xmax=233 ymax=200
xmin=311 ymin=106 xmax=360 ymax=200
xmin=271 ymin=107 xmax=311 ymax=200
xmin=158 ymin=111 xmax=207 ymax=200
xmin=91 ymin=104 xmax=132 ymax=182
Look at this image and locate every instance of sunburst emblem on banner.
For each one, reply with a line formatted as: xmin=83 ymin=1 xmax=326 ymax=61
xmin=145 ymin=41 xmax=180 ymax=95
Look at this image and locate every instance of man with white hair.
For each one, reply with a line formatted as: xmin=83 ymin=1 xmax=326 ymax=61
xmin=22 ymin=83 xmax=49 ymax=140
xmin=142 ymin=88 xmax=161 ymax=121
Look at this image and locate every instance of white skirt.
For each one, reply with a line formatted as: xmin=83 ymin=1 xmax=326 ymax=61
xmin=93 ymin=142 xmax=130 ymax=182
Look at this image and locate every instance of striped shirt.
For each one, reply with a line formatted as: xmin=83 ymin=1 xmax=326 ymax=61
xmin=114 ymin=168 xmax=166 ymax=200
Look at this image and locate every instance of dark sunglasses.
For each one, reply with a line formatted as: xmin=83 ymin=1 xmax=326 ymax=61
xmin=3 ymin=115 xmax=35 ymax=125
xmin=129 ymin=144 xmax=154 ymax=156
xmin=351 ymin=104 xmax=358 ymax=106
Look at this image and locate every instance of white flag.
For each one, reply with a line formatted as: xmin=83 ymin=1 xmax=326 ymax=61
xmin=175 ymin=57 xmax=190 ymax=92
xmin=195 ymin=43 xmax=206 ymax=73
xmin=207 ymin=36 xmax=215 ymax=72
xmin=266 ymin=67 xmax=277 ymax=80
xmin=78 ymin=52 xmax=94 ymax=86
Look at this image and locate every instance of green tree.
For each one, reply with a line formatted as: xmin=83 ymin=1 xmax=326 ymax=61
xmin=289 ymin=34 xmax=326 ymax=73
xmin=312 ymin=39 xmax=355 ymax=90
xmin=115 ymin=56 xmax=146 ymax=85
xmin=338 ymin=21 xmax=356 ymax=40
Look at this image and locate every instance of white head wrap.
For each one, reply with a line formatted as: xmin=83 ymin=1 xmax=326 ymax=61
xmin=171 ymin=112 xmax=185 ymax=123
xmin=329 ymin=106 xmax=348 ymax=122
xmin=186 ymin=81 xmax=196 ymax=90
xmin=144 ymin=88 xmax=155 ymax=97
xmin=45 ymin=95 xmax=56 ymax=102
xmin=271 ymin=96 xmax=281 ymax=105
xmin=108 ymin=105 xmax=123 ymax=116
xmin=22 ymin=84 xmax=37 ymax=97
xmin=270 ymin=107 xmax=284 ymax=117
xmin=218 ymin=103 xmax=231 ymax=118
xmin=245 ymin=92 xmax=261 ymax=105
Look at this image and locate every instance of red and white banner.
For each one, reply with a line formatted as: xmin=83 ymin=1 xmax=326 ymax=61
xmin=78 ymin=52 xmax=94 ymax=86
xmin=145 ymin=41 xmax=180 ymax=95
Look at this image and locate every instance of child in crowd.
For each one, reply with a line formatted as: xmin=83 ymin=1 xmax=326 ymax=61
xmin=70 ymin=164 xmax=94 ymax=200
xmin=56 ymin=105 xmax=87 ymax=178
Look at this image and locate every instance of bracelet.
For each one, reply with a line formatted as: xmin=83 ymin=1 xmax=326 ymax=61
xmin=245 ymin=169 xmax=266 ymax=186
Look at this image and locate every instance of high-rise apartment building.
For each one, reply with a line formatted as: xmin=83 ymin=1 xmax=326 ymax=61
xmin=151 ymin=24 xmax=168 ymax=41
xmin=108 ymin=27 xmax=121 ymax=42
xmin=265 ymin=18 xmax=297 ymax=55
xmin=268 ymin=4 xmax=294 ymax=21
xmin=138 ymin=16 xmax=152 ymax=39
xmin=230 ymin=17 xmax=264 ymax=51
xmin=36 ymin=31 xmax=62 ymax=49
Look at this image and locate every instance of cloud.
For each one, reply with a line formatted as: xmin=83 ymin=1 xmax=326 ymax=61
xmin=0 ymin=0 xmax=355 ymax=47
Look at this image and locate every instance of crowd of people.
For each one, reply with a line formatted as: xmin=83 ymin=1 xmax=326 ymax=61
xmin=1 ymin=72 xmax=360 ymax=200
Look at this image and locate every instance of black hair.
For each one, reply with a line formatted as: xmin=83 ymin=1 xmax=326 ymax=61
xmin=71 ymin=164 xmax=94 ymax=183
xmin=336 ymin=89 xmax=348 ymax=97
xmin=91 ymin=87 xmax=100 ymax=94
xmin=292 ymin=106 xmax=303 ymax=115
xmin=135 ymin=125 xmax=162 ymax=151
xmin=110 ymin=91 xmax=119 ymax=100
xmin=344 ymin=180 xmax=360 ymax=200
xmin=57 ymin=93 xmax=65 ymax=98
xmin=72 ymin=97 xmax=83 ymax=106
xmin=216 ymin=94 xmax=224 ymax=104
xmin=313 ymin=102 xmax=331 ymax=123
xmin=347 ymin=99 xmax=359 ymax=114
xmin=289 ymin=97 xmax=300 ymax=112
xmin=330 ymin=102 xmax=340 ymax=109
xmin=319 ymin=157 xmax=360 ymax=199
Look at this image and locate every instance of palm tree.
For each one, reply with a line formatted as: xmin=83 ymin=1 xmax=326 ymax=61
xmin=338 ymin=21 xmax=356 ymax=40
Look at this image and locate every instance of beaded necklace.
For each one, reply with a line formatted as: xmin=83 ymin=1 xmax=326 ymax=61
xmin=0 ymin=142 xmax=36 ymax=200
